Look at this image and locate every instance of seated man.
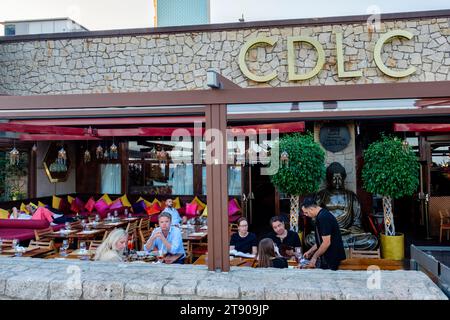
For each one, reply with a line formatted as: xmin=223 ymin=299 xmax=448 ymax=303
xmin=265 ymin=216 xmax=301 ymax=258
xmin=143 ymin=212 xmax=186 ymax=263
xmin=161 ymin=198 xmax=185 ymax=227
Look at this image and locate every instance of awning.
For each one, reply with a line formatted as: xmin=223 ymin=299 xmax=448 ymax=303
xmin=394 ymin=123 xmax=450 ymax=132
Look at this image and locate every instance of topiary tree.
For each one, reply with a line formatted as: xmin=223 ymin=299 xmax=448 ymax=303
xmin=362 ymin=135 xmax=419 ymax=236
xmin=270 ymin=133 xmax=326 ymax=232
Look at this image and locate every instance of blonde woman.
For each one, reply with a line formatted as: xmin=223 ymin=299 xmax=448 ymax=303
xmin=94 ymin=228 xmax=128 ymax=262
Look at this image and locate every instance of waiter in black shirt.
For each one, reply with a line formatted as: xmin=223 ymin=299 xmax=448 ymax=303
xmin=301 ymin=197 xmax=346 ymax=270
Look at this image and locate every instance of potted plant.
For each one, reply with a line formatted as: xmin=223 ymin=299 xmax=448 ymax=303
xmin=270 ymin=133 xmax=326 ymax=232
xmin=362 ymin=135 xmax=419 ymax=260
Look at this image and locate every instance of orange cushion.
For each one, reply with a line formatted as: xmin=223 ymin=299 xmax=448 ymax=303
xmin=146 ymin=203 xmax=161 ymax=216
xmin=191 ymin=196 xmax=206 ymax=212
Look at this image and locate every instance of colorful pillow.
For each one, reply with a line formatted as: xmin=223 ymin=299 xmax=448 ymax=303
xmin=20 ymin=202 xmax=29 ymax=214
xmin=151 ymin=198 xmax=162 ymax=207
xmin=100 ymin=193 xmax=113 ymax=205
xmin=0 ymin=208 xmax=9 ymax=219
xmin=132 ymin=200 xmax=147 ymax=214
xmin=58 ymin=198 xmax=70 ymax=214
xmin=191 ymin=196 xmax=206 ymax=212
xmin=120 ymin=194 xmax=132 ymax=207
xmin=28 ymin=202 xmax=38 ymax=211
xmin=52 ymin=195 xmax=62 ymax=210
xmin=67 ymin=195 xmax=75 ymax=204
xmin=228 ymin=198 xmax=241 ymax=216
xmin=145 ymin=203 xmax=161 ymax=216
xmin=38 ymin=201 xmax=46 ymax=207
xmin=137 ymin=197 xmax=152 ymax=208
xmin=94 ymin=198 xmax=110 ymax=215
xmin=173 ymin=197 xmax=181 ymax=209
xmin=110 ymin=198 xmax=123 ymax=211
xmin=70 ymin=197 xmax=85 ymax=213
xmin=185 ymin=203 xmax=198 ymax=218
xmin=201 ymin=206 xmax=208 ymax=217
xmin=85 ymin=197 xmax=96 ymax=213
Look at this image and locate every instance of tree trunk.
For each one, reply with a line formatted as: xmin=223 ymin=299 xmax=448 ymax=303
xmin=289 ymin=195 xmax=299 ymax=232
xmin=382 ymin=195 xmax=395 ymax=236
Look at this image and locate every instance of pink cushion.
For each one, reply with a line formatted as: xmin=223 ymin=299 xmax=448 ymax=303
xmin=0 ymin=219 xmax=49 ymax=229
xmin=110 ymin=198 xmax=123 ymax=211
xmin=85 ymin=197 xmax=96 ymax=213
xmin=94 ymin=199 xmax=110 ymax=215
xmin=228 ymin=198 xmax=241 ymax=216
xmin=185 ymin=203 xmax=198 ymax=218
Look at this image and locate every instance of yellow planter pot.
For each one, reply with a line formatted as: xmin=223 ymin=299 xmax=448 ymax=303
xmin=380 ymin=232 xmax=404 ymax=260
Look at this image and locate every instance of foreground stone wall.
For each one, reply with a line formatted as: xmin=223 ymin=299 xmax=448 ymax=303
xmin=0 ymin=17 xmax=449 ymax=95
xmin=0 ymin=257 xmax=446 ymax=300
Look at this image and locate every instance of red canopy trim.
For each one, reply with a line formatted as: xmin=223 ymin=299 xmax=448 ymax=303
xmin=394 ymin=123 xmax=450 ymax=132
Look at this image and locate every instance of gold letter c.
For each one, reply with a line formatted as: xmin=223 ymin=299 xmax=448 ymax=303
xmin=238 ymin=37 xmax=277 ymax=82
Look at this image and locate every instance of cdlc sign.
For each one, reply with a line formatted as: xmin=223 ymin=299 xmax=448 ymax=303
xmin=238 ymin=30 xmax=417 ymax=82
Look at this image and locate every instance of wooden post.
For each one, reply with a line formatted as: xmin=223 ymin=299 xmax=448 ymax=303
xmin=205 ymin=104 xmax=229 ymax=272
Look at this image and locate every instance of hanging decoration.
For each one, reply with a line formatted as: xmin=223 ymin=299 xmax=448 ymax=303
xmin=110 ymin=141 xmax=118 ymax=160
xmin=57 ymin=146 xmax=67 ymax=165
xmin=32 ymin=143 xmax=37 ymax=153
xmin=402 ymin=139 xmax=409 ymax=151
xmin=49 ymin=144 xmax=68 ymax=172
xmin=103 ymin=149 xmax=109 ymax=159
xmin=96 ymin=144 xmax=103 ymax=159
xmin=9 ymin=145 xmax=20 ymax=165
xmin=280 ymin=150 xmax=289 ymax=167
xmin=149 ymin=146 xmax=157 ymax=159
xmin=84 ymin=149 xmax=91 ymax=163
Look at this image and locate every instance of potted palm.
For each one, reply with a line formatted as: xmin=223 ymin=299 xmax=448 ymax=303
xmin=362 ymin=135 xmax=419 ymax=260
xmin=270 ymin=133 xmax=326 ymax=232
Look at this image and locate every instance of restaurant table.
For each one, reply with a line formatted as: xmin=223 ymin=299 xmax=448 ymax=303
xmin=181 ymin=225 xmax=208 ymax=241
xmin=45 ymin=229 xmax=105 ymax=240
xmin=1 ymin=246 xmax=54 ymax=258
xmin=45 ymin=248 xmax=95 ymax=260
xmin=88 ymin=221 xmax=128 ymax=230
xmin=193 ymin=254 xmax=256 ymax=267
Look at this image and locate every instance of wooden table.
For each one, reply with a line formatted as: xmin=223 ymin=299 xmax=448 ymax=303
xmin=181 ymin=226 xmax=208 ymax=241
xmin=1 ymin=247 xmax=54 ymax=258
xmin=193 ymin=254 xmax=256 ymax=267
xmin=338 ymin=258 xmax=404 ymax=270
xmin=89 ymin=221 xmax=128 ymax=230
xmin=45 ymin=229 xmax=104 ymax=240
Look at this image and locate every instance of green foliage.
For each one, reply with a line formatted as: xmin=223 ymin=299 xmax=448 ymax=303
xmin=270 ymin=132 xmax=326 ymax=195
xmin=0 ymin=151 xmax=28 ymax=201
xmin=362 ymin=135 xmax=419 ymax=198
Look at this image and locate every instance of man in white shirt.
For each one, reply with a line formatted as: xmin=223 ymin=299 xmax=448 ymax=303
xmin=161 ymin=198 xmax=185 ymax=227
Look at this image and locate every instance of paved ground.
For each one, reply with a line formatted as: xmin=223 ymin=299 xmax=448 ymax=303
xmin=0 ymin=257 xmax=447 ymax=300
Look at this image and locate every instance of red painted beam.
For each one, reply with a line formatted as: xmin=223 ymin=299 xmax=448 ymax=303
xmin=20 ymin=134 xmax=101 ymax=141
xmin=0 ymin=123 xmax=86 ymax=135
xmin=394 ymin=123 xmax=450 ymax=132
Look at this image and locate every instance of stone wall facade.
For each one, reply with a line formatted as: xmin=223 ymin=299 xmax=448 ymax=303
xmin=0 ymin=258 xmax=447 ymax=300
xmin=0 ymin=17 xmax=449 ymax=95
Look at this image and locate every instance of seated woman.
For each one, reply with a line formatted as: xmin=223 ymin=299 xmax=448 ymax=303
xmin=257 ymin=238 xmax=288 ymax=269
xmin=94 ymin=228 xmax=127 ymax=262
xmin=143 ymin=212 xmax=185 ymax=263
xmin=229 ymin=217 xmax=257 ymax=256
xmin=9 ymin=207 xmax=32 ymax=220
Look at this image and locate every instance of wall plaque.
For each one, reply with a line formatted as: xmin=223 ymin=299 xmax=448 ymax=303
xmin=319 ymin=123 xmax=350 ymax=152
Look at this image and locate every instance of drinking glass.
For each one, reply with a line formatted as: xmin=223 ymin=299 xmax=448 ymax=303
xmin=65 ymin=222 xmax=71 ymax=231
xmin=107 ymin=212 xmax=112 ymax=221
xmin=79 ymin=241 xmax=87 ymax=254
xmin=114 ymin=210 xmax=119 ymax=221
xmin=81 ymin=219 xmax=86 ymax=231
xmin=12 ymin=239 xmax=18 ymax=249
xmin=0 ymin=238 xmax=3 ymax=254
xmin=59 ymin=246 xmax=67 ymax=257
xmin=157 ymin=248 xmax=166 ymax=263
xmin=62 ymin=239 xmax=69 ymax=251
xmin=95 ymin=214 xmax=100 ymax=222
xmin=294 ymin=247 xmax=303 ymax=264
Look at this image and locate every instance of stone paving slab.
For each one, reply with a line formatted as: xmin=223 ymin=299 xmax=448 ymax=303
xmin=0 ymin=258 xmax=447 ymax=300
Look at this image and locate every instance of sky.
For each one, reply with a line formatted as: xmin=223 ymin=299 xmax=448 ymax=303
xmin=0 ymin=0 xmax=449 ymax=34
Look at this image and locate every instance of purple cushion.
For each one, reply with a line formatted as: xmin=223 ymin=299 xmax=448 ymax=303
xmin=94 ymin=199 xmax=110 ymax=215
xmin=185 ymin=203 xmax=198 ymax=218
xmin=0 ymin=219 xmax=49 ymax=229
xmin=75 ymin=197 xmax=85 ymax=211
xmin=110 ymin=198 xmax=123 ymax=211
xmin=228 ymin=198 xmax=241 ymax=216
xmin=132 ymin=200 xmax=147 ymax=214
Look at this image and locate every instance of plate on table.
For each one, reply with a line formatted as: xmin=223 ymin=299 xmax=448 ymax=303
xmin=189 ymin=232 xmax=206 ymax=237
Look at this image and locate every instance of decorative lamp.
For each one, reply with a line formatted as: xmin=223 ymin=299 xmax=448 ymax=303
xmin=110 ymin=142 xmax=118 ymax=160
xmin=9 ymin=146 xmax=20 ymax=165
xmin=280 ymin=150 xmax=289 ymax=167
xmin=96 ymin=145 xmax=103 ymax=159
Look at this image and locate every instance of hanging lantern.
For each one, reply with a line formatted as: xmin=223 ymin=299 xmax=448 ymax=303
xmin=96 ymin=145 xmax=103 ymax=159
xmin=32 ymin=143 xmax=37 ymax=153
xmin=280 ymin=150 xmax=289 ymax=167
xmin=9 ymin=147 xmax=20 ymax=165
xmin=149 ymin=146 xmax=157 ymax=159
xmin=103 ymin=149 xmax=109 ymax=159
xmin=84 ymin=149 xmax=91 ymax=163
xmin=57 ymin=146 xmax=67 ymax=165
xmin=109 ymin=142 xmax=118 ymax=160
xmin=402 ymin=139 xmax=409 ymax=151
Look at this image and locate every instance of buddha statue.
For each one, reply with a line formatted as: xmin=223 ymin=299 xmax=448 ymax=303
xmin=305 ymin=162 xmax=378 ymax=250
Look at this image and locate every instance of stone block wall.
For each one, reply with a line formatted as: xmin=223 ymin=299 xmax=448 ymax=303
xmin=0 ymin=17 xmax=449 ymax=95
xmin=0 ymin=258 xmax=447 ymax=300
